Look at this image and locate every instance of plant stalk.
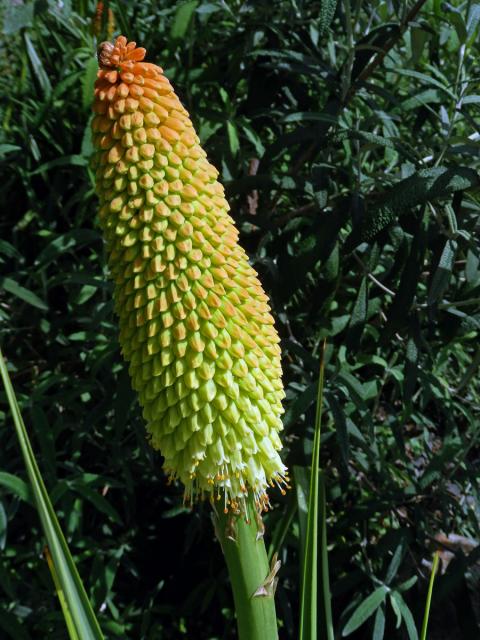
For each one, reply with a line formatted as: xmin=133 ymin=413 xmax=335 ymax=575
xmin=420 ymin=551 xmax=440 ymax=640
xmin=214 ymin=497 xmax=279 ymax=640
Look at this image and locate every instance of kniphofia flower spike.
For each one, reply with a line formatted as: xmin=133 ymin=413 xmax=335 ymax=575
xmin=92 ymin=36 xmax=288 ymax=515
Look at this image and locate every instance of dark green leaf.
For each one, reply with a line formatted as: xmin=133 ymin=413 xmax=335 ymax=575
xmin=0 ymin=144 xmax=21 ymax=158
xmin=327 ymin=394 xmax=350 ymax=470
xmin=389 ymin=591 xmax=402 ymax=628
xmin=347 ymin=276 xmax=368 ymax=350
xmin=30 ymin=155 xmax=88 ymax=175
xmin=467 ymin=4 xmax=480 ymax=38
xmin=0 ymin=472 xmax=33 ymax=504
xmin=411 ymin=27 xmax=430 ymax=62
xmin=398 ymin=576 xmax=418 ymax=592
xmin=448 ymin=9 xmax=467 ymax=43
xmin=384 ymin=538 xmax=406 ymax=585
xmin=393 ymin=69 xmax=456 ymax=101
xmin=402 ymin=89 xmax=442 ymax=110
xmin=1 ymin=277 xmax=48 ymax=311
xmin=391 ymin=592 xmax=419 ymax=640
xmin=170 ymin=1 xmax=198 ymax=40
xmin=0 ymin=502 xmax=6 ymax=549
xmin=0 ymin=240 xmax=22 ymax=261
xmin=293 ymin=465 xmax=309 ymax=567
xmin=342 ymin=586 xmax=389 ymax=636
xmin=373 ymin=604 xmax=386 ymax=640
xmin=70 ymin=483 xmax=122 ymax=525
xmin=24 ymin=33 xmax=52 ymax=96
xmin=427 ymin=239 xmax=458 ymax=305
xmin=283 ymin=382 xmax=317 ymax=430
xmin=82 ymin=57 xmax=98 ymax=111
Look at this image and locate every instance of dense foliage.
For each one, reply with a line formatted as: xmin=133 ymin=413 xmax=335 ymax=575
xmin=1 ymin=1 xmax=479 ymax=638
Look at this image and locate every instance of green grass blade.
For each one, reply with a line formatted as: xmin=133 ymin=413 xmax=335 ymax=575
xmin=0 ymin=348 xmax=104 ymax=640
xmin=420 ymin=551 xmax=439 ymax=640
xmin=319 ymin=470 xmax=333 ymax=639
xmin=299 ymin=339 xmax=334 ymax=640
xmin=44 ymin=546 xmax=81 ymax=640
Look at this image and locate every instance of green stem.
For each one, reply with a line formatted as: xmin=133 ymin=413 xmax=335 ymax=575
xmin=420 ymin=551 xmax=440 ymax=640
xmin=214 ymin=497 xmax=279 ymax=640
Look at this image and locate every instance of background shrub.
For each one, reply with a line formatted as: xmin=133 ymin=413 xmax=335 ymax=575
xmin=1 ymin=1 xmax=479 ymax=637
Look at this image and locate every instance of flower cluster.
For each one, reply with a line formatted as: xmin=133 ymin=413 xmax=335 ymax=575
xmin=92 ymin=36 xmax=288 ymax=513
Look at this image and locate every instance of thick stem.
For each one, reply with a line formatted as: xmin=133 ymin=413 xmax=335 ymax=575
xmin=214 ymin=498 xmax=279 ymax=640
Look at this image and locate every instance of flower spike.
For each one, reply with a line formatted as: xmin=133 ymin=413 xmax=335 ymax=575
xmin=92 ymin=36 xmax=288 ymax=514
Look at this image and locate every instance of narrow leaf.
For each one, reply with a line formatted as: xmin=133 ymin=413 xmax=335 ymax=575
xmin=70 ymin=483 xmax=122 ymax=525
xmin=30 ymin=155 xmax=88 ymax=175
xmin=373 ymin=604 xmax=386 ymax=640
xmin=384 ymin=538 xmax=407 ymax=585
xmin=1 ymin=276 xmax=48 ymax=311
xmin=0 ymin=502 xmax=7 ymax=549
xmin=393 ymin=68 xmax=456 ymax=101
xmin=391 ymin=592 xmax=419 ymax=640
xmin=299 ymin=340 xmax=333 ymax=640
xmin=0 ymin=144 xmax=21 ymax=157
xmin=82 ymin=57 xmax=98 ymax=111
xmin=24 ymin=33 xmax=52 ymax=96
xmin=383 ymin=215 xmax=428 ymax=340
xmin=0 ymin=349 xmax=104 ymax=640
xmin=170 ymin=1 xmax=198 ymax=40
xmin=467 ymin=4 xmax=480 ymax=38
xmin=389 ymin=592 xmax=402 ymax=628
xmin=0 ymin=472 xmax=33 ymax=504
xmin=343 ymin=586 xmax=389 ymax=636
xmin=44 ymin=546 xmax=81 ymax=640
xmin=327 ymin=394 xmax=350 ymax=472
xmin=427 ymin=239 xmax=458 ymax=305
xmin=227 ymin=120 xmax=240 ymax=156
xmin=347 ymin=276 xmax=368 ymax=351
